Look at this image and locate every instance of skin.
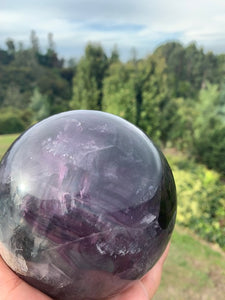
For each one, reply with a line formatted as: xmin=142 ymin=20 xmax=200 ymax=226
xmin=0 ymin=243 xmax=170 ymax=300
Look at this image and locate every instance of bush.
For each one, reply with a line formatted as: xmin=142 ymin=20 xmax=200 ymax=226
xmin=193 ymin=124 xmax=225 ymax=176
xmin=166 ymin=152 xmax=225 ymax=250
xmin=0 ymin=108 xmax=26 ymax=134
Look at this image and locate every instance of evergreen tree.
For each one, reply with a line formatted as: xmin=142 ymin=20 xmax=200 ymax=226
xmin=102 ymin=61 xmax=136 ymax=123
xmin=109 ymin=45 xmax=120 ymax=64
xmin=70 ymin=43 xmax=108 ymax=110
xmin=29 ymin=88 xmax=50 ymax=122
xmin=139 ymin=54 xmax=168 ymax=142
xmin=191 ymin=83 xmax=225 ymax=174
xmin=30 ymin=30 xmax=40 ymax=54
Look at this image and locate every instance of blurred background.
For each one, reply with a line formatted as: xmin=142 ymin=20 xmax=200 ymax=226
xmin=0 ymin=1 xmax=224 ymax=299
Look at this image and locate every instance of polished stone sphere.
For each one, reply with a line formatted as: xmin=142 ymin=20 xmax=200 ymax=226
xmin=0 ymin=110 xmax=176 ymax=300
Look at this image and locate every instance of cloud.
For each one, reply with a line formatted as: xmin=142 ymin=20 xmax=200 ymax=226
xmin=1 ymin=0 xmax=225 ymax=60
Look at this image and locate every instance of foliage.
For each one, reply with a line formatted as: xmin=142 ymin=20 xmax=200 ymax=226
xmin=166 ymin=152 xmax=225 ymax=250
xmin=139 ymin=54 xmax=168 ymax=142
xmin=70 ymin=43 xmax=108 ymax=110
xmin=0 ymin=32 xmax=224 ymax=278
xmin=0 ymin=108 xmax=26 ymax=134
xmin=163 ymin=97 xmax=196 ymax=149
xmin=192 ymin=83 xmax=225 ymax=175
xmin=29 ymin=88 xmax=50 ymax=122
xmin=0 ymin=33 xmax=224 ymax=174
xmin=0 ymin=31 xmax=73 ymax=125
xmin=102 ymin=62 xmax=137 ymax=123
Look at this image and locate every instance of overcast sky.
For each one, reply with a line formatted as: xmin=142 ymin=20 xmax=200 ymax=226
xmin=1 ymin=0 xmax=225 ymax=61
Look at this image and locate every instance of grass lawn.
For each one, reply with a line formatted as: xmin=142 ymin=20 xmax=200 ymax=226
xmin=0 ymin=134 xmax=225 ymax=299
xmin=0 ymin=133 xmax=19 ymax=159
xmin=155 ymin=226 xmax=225 ymax=300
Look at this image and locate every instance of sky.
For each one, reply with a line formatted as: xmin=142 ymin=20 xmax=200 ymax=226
xmin=1 ymin=0 xmax=225 ymax=61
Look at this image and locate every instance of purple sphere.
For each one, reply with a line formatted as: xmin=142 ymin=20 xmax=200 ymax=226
xmin=0 ymin=110 xmax=176 ymax=300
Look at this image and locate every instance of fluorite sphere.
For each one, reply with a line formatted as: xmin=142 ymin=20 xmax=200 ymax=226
xmin=0 ymin=110 xmax=176 ymax=300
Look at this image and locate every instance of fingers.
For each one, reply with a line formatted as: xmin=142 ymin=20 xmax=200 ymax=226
xmin=109 ymin=242 xmax=170 ymax=300
xmin=140 ymin=242 xmax=170 ymax=299
xmin=0 ymin=255 xmax=52 ymax=300
xmin=0 ymin=242 xmax=170 ymax=300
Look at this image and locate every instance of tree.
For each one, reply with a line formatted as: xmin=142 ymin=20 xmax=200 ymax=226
xmin=139 ymin=54 xmax=169 ymax=142
xmin=154 ymin=42 xmax=185 ymax=97
xmin=217 ymin=54 xmax=225 ymax=85
xmin=0 ymin=48 xmax=12 ymax=65
xmin=193 ymin=83 xmax=225 ymax=174
xmin=70 ymin=43 xmax=108 ymax=110
xmin=203 ymin=51 xmax=219 ymax=84
xmin=102 ymin=61 xmax=136 ymax=123
xmin=37 ymin=33 xmax=63 ymax=68
xmin=30 ymin=30 xmax=39 ymax=54
xmin=184 ymin=43 xmax=205 ymax=91
xmin=162 ymin=97 xmax=196 ymax=149
xmin=29 ymin=88 xmax=50 ymax=123
xmin=0 ymin=107 xmax=26 ymax=134
xmin=6 ymin=39 xmax=15 ymax=57
xmin=109 ymin=45 xmax=120 ymax=64
xmin=2 ymin=84 xmax=24 ymax=109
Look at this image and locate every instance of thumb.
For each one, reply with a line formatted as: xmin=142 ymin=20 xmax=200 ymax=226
xmin=0 ymin=254 xmax=51 ymax=300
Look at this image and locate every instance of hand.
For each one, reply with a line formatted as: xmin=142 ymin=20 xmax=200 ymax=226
xmin=0 ymin=255 xmax=51 ymax=300
xmin=0 ymin=243 xmax=170 ymax=300
xmin=109 ymin=242 xmax=170 ymax=300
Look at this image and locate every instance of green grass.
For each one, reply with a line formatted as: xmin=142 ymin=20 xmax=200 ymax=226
xmin=155 ymin=226 xmax=225 ymax=300
xmin=0 ymin=134 xmax=19 ymax=159
xmin=0 ymin=135 xmax=225 ymax=299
